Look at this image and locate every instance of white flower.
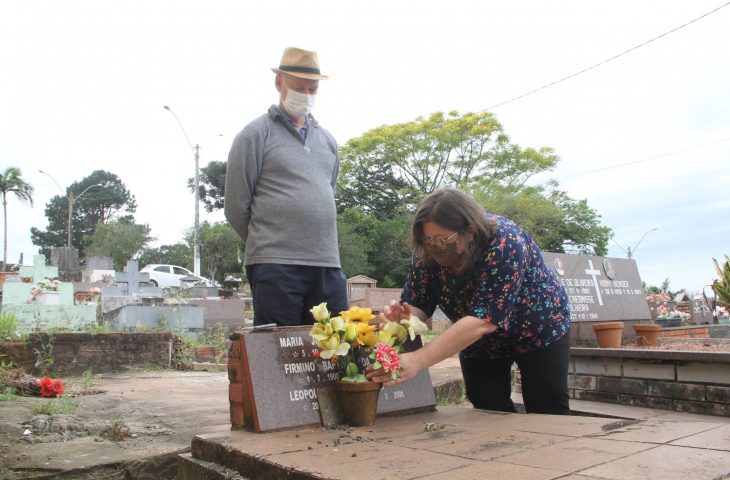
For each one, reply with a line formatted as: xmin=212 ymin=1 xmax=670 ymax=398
xmin=401 ymin=315 xmax=428 ymax=340
xmin=310 ymin=302 xmax=330 ymax=322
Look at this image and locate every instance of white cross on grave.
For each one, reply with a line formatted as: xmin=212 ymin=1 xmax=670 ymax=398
xmin=19 ymin=254 xmax=59 ymax=283
xmin=584 ymin=259 xmax=604 ymax=306
xmin=114 ymin=260 xmax=150 ymax=295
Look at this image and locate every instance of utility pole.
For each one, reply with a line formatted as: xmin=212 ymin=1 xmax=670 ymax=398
xmin=67 ymin=184 xmax=102 ymax=248
xmin=613 ymin=227 xmax=658 ymax=259
xmin=193 ymin=143 xmax=200 ymax=276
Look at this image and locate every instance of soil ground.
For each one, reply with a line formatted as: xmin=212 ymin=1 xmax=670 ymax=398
xmin=0 ymin=369 xmax=231 ymax=479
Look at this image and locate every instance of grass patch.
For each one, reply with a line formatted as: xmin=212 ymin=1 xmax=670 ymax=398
xmin=0 ymin=386 xmax=19 ymax=401
xmin=30 ymin=395 xmax=77 ymax=415
xmin=102 ymin=420 xmax=131 ymax=441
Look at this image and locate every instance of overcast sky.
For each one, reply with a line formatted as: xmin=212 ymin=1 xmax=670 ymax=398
xmin=2 ymin=1 xmax=729 ymax=294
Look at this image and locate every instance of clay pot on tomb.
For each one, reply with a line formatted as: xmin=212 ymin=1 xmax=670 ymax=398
xmin=591 ymin=321 xmax=624 ymax=348
xmin=633 ymin=323 xmax=662 ymax=347
xmin=335 ymin=380 xmax=382 ymax=427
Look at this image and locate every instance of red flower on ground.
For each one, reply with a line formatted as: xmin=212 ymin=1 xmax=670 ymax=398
xmin=38 ymin=377 xmax=65 ymax=398
xmin=374 ymin=342 xmax=401 ymax=373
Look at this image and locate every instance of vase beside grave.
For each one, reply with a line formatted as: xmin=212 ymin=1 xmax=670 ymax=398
xmin=315 ymin=385 xmax=345 ymax=427
xmin=36 ymin=291 xmax=60 ymax=305
xmin=336 ymin=380 xmax=382 ymax=426
xmin=633 ymin=323 xmax=662 ymax=347
xmin=591 ymin=321 xmax=624 ymax=348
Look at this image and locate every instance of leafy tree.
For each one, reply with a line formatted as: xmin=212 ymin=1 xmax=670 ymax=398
xmin=473 ymin=184 xmax=610 ymax=255
xmin=338 ymin=111 xmax=558 ymax=218
xmin=0 ymin=167 xmax=34 ymax=270
xmin=138 ymin=243 xmax=192 ymax=270
xmin=339 ymin=111 xmax=609 ymax=256
xmin=190 ymin=221 xmax=243 ymax=283
xmin=188 ymin=161 xmax=226 ymax=212
xmin=368 ymin=215 xmax=414 ymax=288
xmin=336 ymin=210 xmax=378 ymax=278
xmin=30 ymin=170 xmax=137 ymax=258
xmin=201 ymin=222 xmax=244 ymax=283
xmin=84 ymin=218 xmax=153 ymax=271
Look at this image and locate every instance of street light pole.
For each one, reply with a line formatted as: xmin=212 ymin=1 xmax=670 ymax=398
xmin=163 ymin=105 xmax=201 ymax=276
xmin=39 ymin=170 xmax=101 ymax=248
xmin=162 ymin=106 xmax=225 ymax=277
xmin=613 ymin=227 xmax=658 ymax=259
xmin=193 ymin=143 xmax=200 ymax=276
xmin=68 ymin=184 xmax=102 ymax=247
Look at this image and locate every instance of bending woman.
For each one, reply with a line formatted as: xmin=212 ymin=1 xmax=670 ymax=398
xmin=368 ymin=188 xmax=571 ymax=415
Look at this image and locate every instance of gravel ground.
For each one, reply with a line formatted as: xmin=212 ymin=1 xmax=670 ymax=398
xmin=625 ymin=338 xmax=730 ymax=352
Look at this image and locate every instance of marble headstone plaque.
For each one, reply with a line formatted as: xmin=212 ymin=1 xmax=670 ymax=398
xmin=542 ymin=253 xmax=651 ymax=322
xmin=233 ymin=325 xmax=436 ymax=432
xmin=690 ymin=297 xmax=713 ymax=324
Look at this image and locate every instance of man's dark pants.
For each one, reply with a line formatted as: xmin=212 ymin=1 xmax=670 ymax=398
xmin=246 ymin=264 xmax=349 ymax=326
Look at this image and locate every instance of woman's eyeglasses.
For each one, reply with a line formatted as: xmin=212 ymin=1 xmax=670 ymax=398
xmin=422 ymin=232 xmax=458 ymax=250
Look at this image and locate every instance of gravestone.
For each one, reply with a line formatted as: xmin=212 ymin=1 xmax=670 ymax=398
xmin=83 ymin=255 xmax=115 ymax=283
xmin=51 ymin=246 xmax=81 ymax=282
xmin=86 ymin=256 xmax=114 ymax=270
xmin=115 ymin=260 xmax=150 ymax=295
xmin=542 ymin=253 xmax=651 ymax=322
xmin=19 ymin=254 xmax=58 ymax=283
xmin=3 ymin=254 xmax=96 ymax=331
xmin=228 ymin=325 xmax=436 ymax=432
xmin=689 ymin=296 xmax=713 ymax=324
xmin=102 ymin=260 xmax=162 ymax=297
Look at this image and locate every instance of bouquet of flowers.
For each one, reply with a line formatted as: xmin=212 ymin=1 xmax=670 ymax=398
xmin=655 ymin=304 xmax=690 ymax=322
xmin=309 ymin=303 xmax=428 ymax=382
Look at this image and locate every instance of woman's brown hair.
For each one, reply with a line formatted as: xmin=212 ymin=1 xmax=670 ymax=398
xmin=412 ymin=188 xmax=497 ymax=268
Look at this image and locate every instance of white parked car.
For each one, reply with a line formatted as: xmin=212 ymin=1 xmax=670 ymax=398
xmin=140 ymin=264 xmax=214 ymax=288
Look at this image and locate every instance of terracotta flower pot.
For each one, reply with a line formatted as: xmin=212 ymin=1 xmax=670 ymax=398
xmin=633 ymin=323 xmax=662 ymax=347
xmin=336 ymin=380 xmax=382 ymax=426
xmin=591 ymin=321 xmax=624 ymax=348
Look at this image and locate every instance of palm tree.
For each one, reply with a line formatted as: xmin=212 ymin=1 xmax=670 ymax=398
xmin=0 ymin=167 xmax=34 ymax=271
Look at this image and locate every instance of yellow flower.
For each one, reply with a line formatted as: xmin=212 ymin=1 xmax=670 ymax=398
xmin=378 ymin=321 xmax=407 ymax=346
xmin=309 ymin=322 xmax=333 ymax=342
xmin=344 ymin=322 xmax=358 ymax=342
xmin=357 ymin=328 xmax=378 ymax=348
xmin=401 ymin=315 xmax=428 ymax=340
xmin=310 ymin=302 xmax=330 ymax=322
xmin=317 ymin=333 xmax=350 ymax=359
xmin=330 ymin=316 xmax=346 ymax=334
xmin=341 ymin=306 xmax=375 ymax=323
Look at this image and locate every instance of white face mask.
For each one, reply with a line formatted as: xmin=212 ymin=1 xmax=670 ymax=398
xmin=282 ymin=88 xmax=316 ymax=118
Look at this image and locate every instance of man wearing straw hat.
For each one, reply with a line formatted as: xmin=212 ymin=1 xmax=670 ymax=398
xmin=225 ymin=47 xmax=348 ymax=327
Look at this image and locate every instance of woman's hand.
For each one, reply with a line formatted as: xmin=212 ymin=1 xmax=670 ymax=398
xmin=366 ymin=351 xmax=422 ymax=387
xmin=379 ymin=300 xmax=412 ymax=323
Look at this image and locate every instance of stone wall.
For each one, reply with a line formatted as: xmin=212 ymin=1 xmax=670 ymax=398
xmin=569 ymin=347 xmax=730 ymax=417
xmin=1 ymin=332 xmax=172 ymax=375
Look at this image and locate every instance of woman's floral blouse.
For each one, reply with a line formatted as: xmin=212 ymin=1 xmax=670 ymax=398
xmin=401 ymin=214 xmax=570 ymax=359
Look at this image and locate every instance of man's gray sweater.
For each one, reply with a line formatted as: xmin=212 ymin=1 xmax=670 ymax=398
xmin=224 ymin=106 xmax=341 ymax=268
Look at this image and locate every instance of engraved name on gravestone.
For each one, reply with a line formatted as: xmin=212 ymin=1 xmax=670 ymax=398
xmin=237 ymin=325 xmax=436 ymax=432
xmin=542 ymin=253 xmax=651 ymax=322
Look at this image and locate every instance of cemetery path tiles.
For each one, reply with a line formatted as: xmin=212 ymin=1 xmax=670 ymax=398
xmin=578 ymin=444 xmax=730 ymax=480
xmin=189 ymin=406 xmax=730 ymax=480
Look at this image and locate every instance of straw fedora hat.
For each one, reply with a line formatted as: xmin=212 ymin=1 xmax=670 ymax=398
xmin=271 ymin=47 xmax=329 ymax=80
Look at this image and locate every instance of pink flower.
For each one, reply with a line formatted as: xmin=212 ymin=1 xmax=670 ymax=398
xmin=374 ymin=342 xmax=400 ymax=373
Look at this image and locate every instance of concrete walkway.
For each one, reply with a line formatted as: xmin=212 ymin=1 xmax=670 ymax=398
xmin=182 ymin=405 xmax=730 ymax=480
